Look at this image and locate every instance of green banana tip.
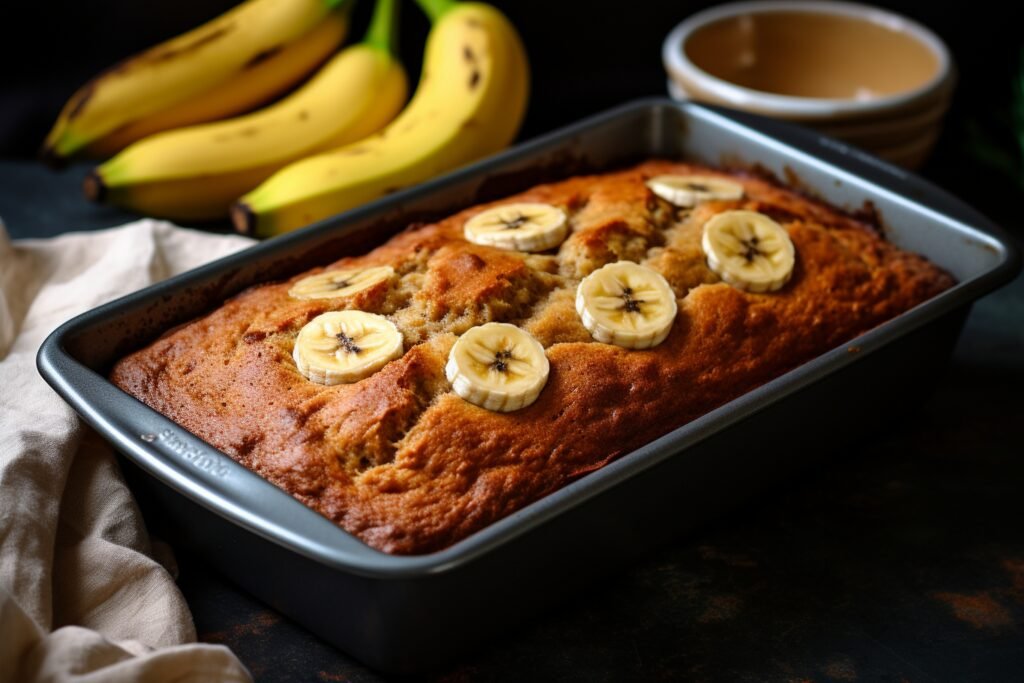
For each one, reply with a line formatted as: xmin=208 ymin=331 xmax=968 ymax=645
xmin=40 ymin=125 xmax=90 ymax=169
xmin=363 ymin=0 xmax=400 ymax=54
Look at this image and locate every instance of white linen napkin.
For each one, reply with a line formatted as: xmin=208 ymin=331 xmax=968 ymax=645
xmin=0 ymin=219 xmax=255 ymax=683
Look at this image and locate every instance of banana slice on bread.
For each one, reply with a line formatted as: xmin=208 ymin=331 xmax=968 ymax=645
xmin=646 ymin=174 xmax=744 ymax=207
xmin=702 ymin=210 xmax=795 ymax=292
xmin=576 ymin=261 xmax=678 ymax=349
xmin=446 ymin=322 xmax=549 ymax=412
xmin=289 ymin=265 xmax=394 ymax=300
xmin=464 ymin=203 xmax=568 ymax=252
xmin=294 ymin=311 xmax=403 ymax=385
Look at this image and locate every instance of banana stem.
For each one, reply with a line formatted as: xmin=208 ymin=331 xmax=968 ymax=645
xmin=415 ymin=0 xmax=459 ymax=23
xmin=364 ymin=0 xmax=400 ymax=54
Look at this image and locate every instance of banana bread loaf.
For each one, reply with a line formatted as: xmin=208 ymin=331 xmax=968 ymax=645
xmin=110 ymin=160 xmax=954 ymax=554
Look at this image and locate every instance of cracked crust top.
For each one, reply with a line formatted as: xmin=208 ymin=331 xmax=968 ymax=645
xmin=109 ymin=160 xmax=955 ymax=554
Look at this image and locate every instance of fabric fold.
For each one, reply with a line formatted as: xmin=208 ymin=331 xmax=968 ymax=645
xmin=0 ymin=220 xmax=254 ymax=683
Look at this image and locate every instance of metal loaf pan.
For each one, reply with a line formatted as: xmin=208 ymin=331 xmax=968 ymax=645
xmin=37 ymin=100 xmax=1020 ymax=673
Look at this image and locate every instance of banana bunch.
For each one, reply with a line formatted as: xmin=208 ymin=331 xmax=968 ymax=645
xmin=233 ymin=0 xmax=529 ymax=236
xmin=46 ymin=0 xmax=528 ymax=230
xmin=42 ymin=0 xmax=353 ymax=163
xmin=86 ymin=0 xmax=408 ymax=221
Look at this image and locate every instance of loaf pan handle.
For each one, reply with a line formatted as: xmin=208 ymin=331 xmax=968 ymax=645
xmin=36 ymin=335 xmax=389 ymax=569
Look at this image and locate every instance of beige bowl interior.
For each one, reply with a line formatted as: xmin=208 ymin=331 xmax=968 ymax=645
xmin=664 ymin=5 xmax=952 ymax=169
xmin=664 ymin=1 xmax=954 ymax=150
xmin=683 ymin=11 xmax=940 ymax=101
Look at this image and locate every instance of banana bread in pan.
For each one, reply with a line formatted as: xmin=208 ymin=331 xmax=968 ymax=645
xmin=110 ymin=160 xmax=954 ymax=554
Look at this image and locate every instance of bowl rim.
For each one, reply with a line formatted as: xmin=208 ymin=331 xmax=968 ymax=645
xmin=662 ymin=0 xmax=953 ymax=119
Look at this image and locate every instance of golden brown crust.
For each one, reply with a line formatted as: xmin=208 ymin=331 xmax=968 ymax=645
xmin=110 ymin=160 xmax=954 ymax=554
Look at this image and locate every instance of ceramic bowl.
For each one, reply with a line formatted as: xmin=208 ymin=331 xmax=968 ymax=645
xmin=662 ymin=0 xmax=954 ymax=167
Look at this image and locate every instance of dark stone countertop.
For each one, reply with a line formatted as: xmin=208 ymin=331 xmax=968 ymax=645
xmin=3 ymin=153 xmax=1023 ymax=681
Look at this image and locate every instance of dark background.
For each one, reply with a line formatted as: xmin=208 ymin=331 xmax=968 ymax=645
xmin=3 ymin=2 xmax=1024 ymax=681
xmin=2 ymin=0 xmax=1023 ymax=207
xmin=0 ymin=0 xmax=1018 ymax=143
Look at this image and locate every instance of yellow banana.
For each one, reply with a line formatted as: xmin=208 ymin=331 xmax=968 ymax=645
xmin=86 ymin=0 xmax=407 ymax=222
xmin=233 ymin=0 xmax=529 ymax=238
xmin=42 ymin=0 xmax=350 ymax=165
xmin=82 ymin=11 xmax=349 ymax=159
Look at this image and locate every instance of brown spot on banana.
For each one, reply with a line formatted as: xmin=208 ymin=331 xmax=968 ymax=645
xmin=463 ymin=45 xmax=476 ymax=62
xmin=469 ymin=70 xmax=481 ymax=89
xmin=62 ymin=22 xmax=235 ymax=126
xmin=212 ymin=126 xmax=260 ymax=143
xmin=142 ymin=25 xmax=234 ymax=64
xmin=244 ymin=45 xmax=283 ymax=69
xmin=66 ymin=84 xmax=96 ymax=120
xmin=59 ymin=54 xmax=136 ymax=122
